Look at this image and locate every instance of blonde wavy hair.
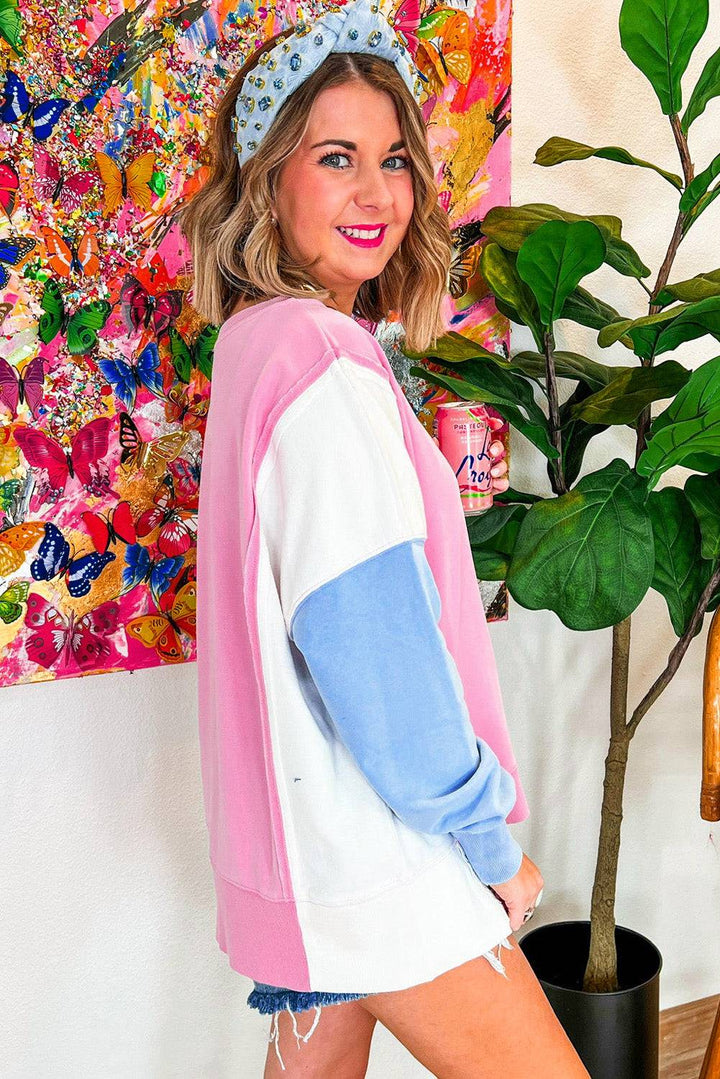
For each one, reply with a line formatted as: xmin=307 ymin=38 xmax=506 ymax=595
xmin=178 ymin=28 xmax=454 ymax=353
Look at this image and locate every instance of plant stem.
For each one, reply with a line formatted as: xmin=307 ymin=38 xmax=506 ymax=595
xmin=583 ymin=111 xmax=696 ymax=992
xmin=627 ymin=563 xmax=720 ymax=739
xmin=543 ymin=328 xmax=567 ymax=494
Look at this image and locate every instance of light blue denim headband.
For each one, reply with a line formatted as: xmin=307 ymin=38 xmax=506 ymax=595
xmin=231 ymin=0 xmax=425 ymax=167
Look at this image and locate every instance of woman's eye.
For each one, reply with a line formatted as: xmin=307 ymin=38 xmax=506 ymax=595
xmin=318 ymin=152 xmax=410 ymax=170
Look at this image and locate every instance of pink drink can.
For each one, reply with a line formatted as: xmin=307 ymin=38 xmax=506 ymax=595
xmin=433 ymin=401 xmax=494 ymax=513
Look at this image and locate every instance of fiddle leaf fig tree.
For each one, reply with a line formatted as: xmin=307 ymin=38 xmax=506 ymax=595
xmin=403 ymin=0 xmax=720 ymax=994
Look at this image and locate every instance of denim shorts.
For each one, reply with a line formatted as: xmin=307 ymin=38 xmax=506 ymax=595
xmin=247 ymin=938 xmax=513 ymax=1071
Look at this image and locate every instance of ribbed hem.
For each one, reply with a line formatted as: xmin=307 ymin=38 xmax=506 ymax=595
xmin=453 ymin=824 xmax=524 ymax=886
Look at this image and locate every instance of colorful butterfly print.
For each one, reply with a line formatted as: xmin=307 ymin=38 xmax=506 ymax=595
xmin=135 ymin=474 xmax=197 ymax=557
xmin=33 ymin=146 xmax=97 ymax=214
xmin=76 ymin=51 xmax=127 ymax=114
xmin=0 ymin=520 xmax=44 ymax=575
xmin=38 ymin=278 xmax=112 ymax=355
xmin=0 ymin=70 xmax=71 ymax=140
xmin=30 ymin=521 xmax=115 ymax=598
xmin=81 ymin=500 xmax=136 ymax=555
xmin=391 ymin=0 xmax=421 ymax=56
xmin=125 ymin=580 xmax=196 ymax=664
xmin=13 ymin=415 xmax=113 ymax=501
xmin=168 ymin=324 xmax=217 ymax=383
xmin=0 ymin=579 xmax=29 ymax=625
xmin=0 ymin=477 xmax=20 ymax=512
xmin=94 ymin=151 xmax=156 ymax=218
xmin=0 ymin=158 xmax=19 ymax=217
xmin=119 ymin=274 xmax=183 ymax=340
xmin=122 ymin=542 xmax=184 ymax=606
xmin=163 ymin=385 xmax=209 ymax=431
xmin=118 ymin=411 xmax=189 ymax=472
xmin=0 ymin=354 xmax=43 ymax=417
xmin=98 ymin=341 xmax=164 ymax=412
xmin=24 ymin=592 xmax=120 ymax=671
xmin=447 ymin=220 xmax=484 ymax=301
xmin=415 ymin=9 xmax=472 ymax=93
xmin=40 ymin=226 xmax=100 ymax=279
xmin=0 ymin=0 xmax=22 ymax=55
xmin=0 ymin=232 xmax=35 ymax=289
xmin=167 ymin=453 xmax=201 ymax=501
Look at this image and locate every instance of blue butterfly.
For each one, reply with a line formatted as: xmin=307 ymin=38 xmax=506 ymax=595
xmin=0 ymin=233 xmax=35 ymax=289
xmin=122 ymin=543 xmax=184 ymax=607
xmin=0 ymin=70 xmax=72 ymax=141
xmin=98 ymin=342 xmax=164 ymax=411
xmin=31 ymin=522 xmax=115 ymax=598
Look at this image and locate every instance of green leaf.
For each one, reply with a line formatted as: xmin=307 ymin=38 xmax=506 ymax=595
xmin=598 ymin=297 xmax=720 ymax=359
xmin=402 ymin=329 xmax=502 ymax=366
xmin=515 ymin=220 xmax=606 ymax=327
xmin=683 ymin=183 xmax=720 ymax=232
xmin=468 ymin=506 xmax=528 ymax=582
xmin=656 ymin=269 xmax=720 ymax=306
xmin=506 ymin=459 xmax=655 ymax=630
xmin=557 ymin=381 xmax=609 ymax=488
xmin=414 ymin=354 xmax=549 ymax=428
xmin=636 ymin=356 xmax=720 ymax=486
xmin=493 ymin=486 xmax=544 ymax=505
xmin=466 ymin=502 xmax=528 ymax=546
xmin=569 ymin=361 xmax=690 ymax=424
xmin=682 ymin=44 xmax=720 ymax=131
xmin=408 ymin=366 xmax=560 ymax=461
xmin=534 ymin=136 xmax=683 ymax=190
xmin=480 ymin=243 xmax=545 ymax=349
xmin=680 ymin=152 xmax=720 ymax=213
xmin=619 ymin=0 xmax=709 ymax=115
xmin=647 ymin=487 xmax=711 ymax=636
xmin=481 ymin=203 xmax=651 ymax=279
xmin=597 ymin=304 xmax=692 ymax=349
xmin=560 ymin=286 xmax=623 ymax=331
xmin=685 ymin=470 xmax=720 ymax=560
xmin=512 ymin=350 xmax=630 ymax=391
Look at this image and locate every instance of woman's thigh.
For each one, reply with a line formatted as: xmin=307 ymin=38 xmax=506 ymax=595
xmin=357 ymin=934 xmax=591 ymax=1079
xmin=263 ymin=999 xmax=378 ymax=1078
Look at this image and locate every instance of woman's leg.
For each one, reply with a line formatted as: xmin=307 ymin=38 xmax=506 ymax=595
xmin=357 ymin=934 xmax=591 ymax=1079
xmin=263 ymin=999 xmax=378 ymax=1078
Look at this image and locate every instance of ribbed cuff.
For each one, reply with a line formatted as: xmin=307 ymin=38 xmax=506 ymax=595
xmin=453 ymin=823 xmax=524 ymax=886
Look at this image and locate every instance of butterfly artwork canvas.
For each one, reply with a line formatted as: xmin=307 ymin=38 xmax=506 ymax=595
xmin=0 ymin=0 xmax=510 ymax=688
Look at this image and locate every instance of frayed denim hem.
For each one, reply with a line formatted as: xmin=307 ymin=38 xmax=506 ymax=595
xmin=246 ymin=986 xmax=369 ymax=1015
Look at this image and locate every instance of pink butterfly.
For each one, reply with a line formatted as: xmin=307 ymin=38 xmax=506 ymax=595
xmin=33 ymin=146 xmax=96 ymax=214
xmin=0 ymin=355 xmax=44 ymax=417
xmin=24 ymin=592 xmax=120 ymax=671
xmin=13 ymin=415 xmax=114 ymax=501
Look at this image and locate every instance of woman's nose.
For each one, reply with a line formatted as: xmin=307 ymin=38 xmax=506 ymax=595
xmin=354 ymin=166 xmax=395 ymax=210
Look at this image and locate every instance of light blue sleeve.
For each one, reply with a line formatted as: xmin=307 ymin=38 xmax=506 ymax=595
xmin=289 ymin=536 xmax=524 ymax=886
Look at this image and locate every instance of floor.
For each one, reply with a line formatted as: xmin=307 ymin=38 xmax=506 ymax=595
xmin=660 ymin=994 xmax=719 ymax=1079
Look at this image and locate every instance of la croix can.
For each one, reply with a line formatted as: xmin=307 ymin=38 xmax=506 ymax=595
xmin=433 ymin=401 xmax=495 ymax=514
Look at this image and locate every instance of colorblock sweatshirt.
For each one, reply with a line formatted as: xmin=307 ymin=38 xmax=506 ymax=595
xmin=196 ymin=295 xmax=530 ymax=993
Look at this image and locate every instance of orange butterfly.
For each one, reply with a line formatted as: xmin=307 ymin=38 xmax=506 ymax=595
xmin=126 ymin=580 xmax=196 ymax=663
xmin=94 ymin=151 xmax=156 ymax=219
xmin=415 ymin=9 xmax=472 ymax=94
xmin=0 ymin=521 xmax=45 ymax=575
xmin=40 ymin=226 xmax=100 ymax=278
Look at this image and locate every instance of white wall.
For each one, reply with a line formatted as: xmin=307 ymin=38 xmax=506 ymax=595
xmin=3 ymin=2 xmax=720 ymax=1076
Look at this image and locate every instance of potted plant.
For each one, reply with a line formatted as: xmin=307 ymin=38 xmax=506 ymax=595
xmin=403 ymin=1 xmax=720 ymax=1075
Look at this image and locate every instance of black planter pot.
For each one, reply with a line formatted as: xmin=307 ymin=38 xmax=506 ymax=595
xmin=519 ymin=920 xmax=663 ymax=1079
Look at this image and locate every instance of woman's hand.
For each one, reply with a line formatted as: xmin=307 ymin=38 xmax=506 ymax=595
xmin=487 ymin=416 xmax=509 ymax=496
xmin=488 ymin=853 xmax=544 ymax=933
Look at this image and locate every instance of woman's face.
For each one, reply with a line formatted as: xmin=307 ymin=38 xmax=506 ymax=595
xmin=271 ymin=80 xmax=415 ymax=315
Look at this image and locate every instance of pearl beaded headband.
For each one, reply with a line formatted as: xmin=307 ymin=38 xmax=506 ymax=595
xmin=231 ymin=0 xmax=425 ymax=167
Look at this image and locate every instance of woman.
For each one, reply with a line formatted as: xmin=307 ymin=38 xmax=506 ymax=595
xmin=181 ymin=2 xmax=590 ymax=1076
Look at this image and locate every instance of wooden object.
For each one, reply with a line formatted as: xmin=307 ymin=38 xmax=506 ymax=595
xmin=701 ymin=607 xmax=720 ymax=821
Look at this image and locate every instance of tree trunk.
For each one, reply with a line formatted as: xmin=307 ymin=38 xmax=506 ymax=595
xmin=583 ymin=617 xmax=632 ymax=991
